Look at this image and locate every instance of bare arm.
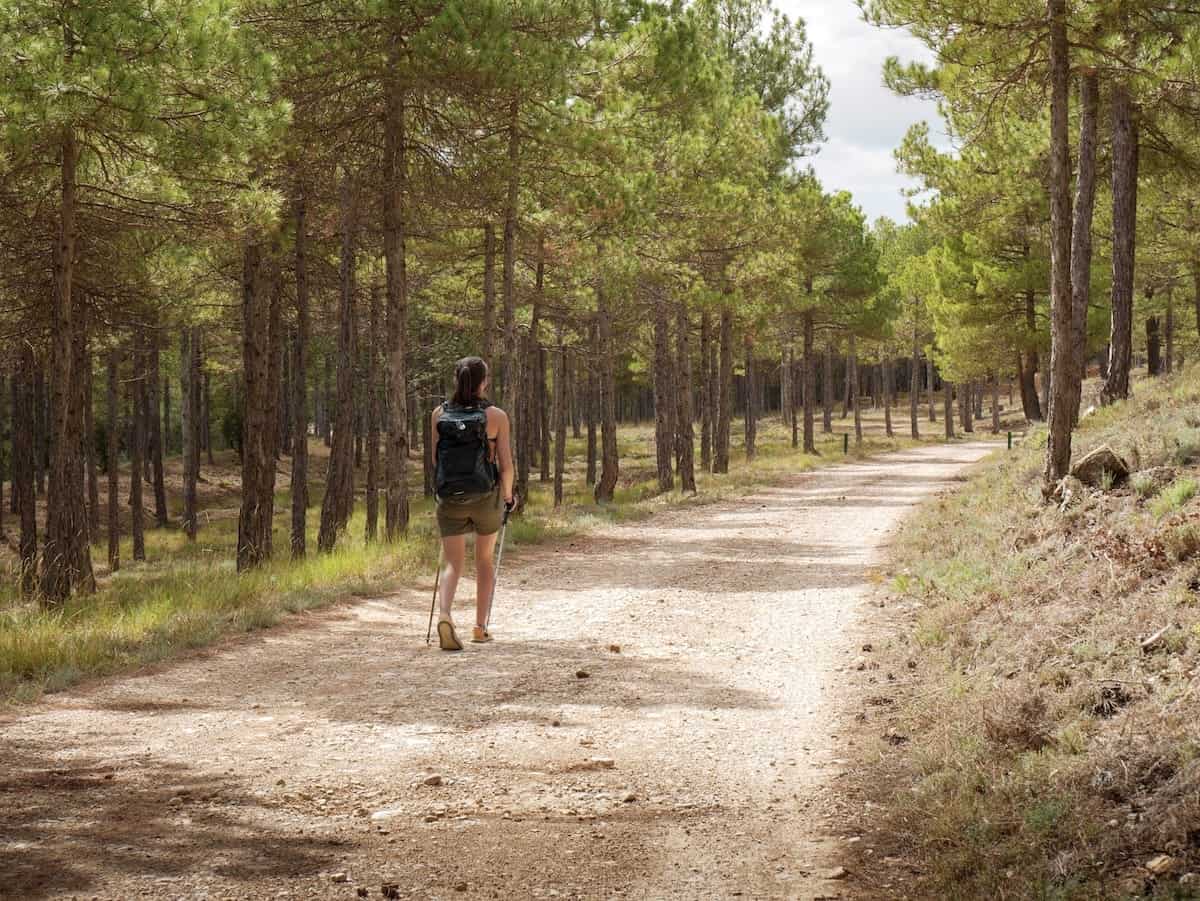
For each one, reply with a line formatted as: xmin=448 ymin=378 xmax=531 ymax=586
xmin=495 ymin=409 xmax=515 ymax=505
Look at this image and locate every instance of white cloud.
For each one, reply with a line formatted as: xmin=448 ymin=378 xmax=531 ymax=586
xmin=775 ymin=0 xmax=949 ymax=223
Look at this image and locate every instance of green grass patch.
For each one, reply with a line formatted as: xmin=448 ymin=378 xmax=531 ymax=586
xmin=1151 ymin=478 xmax=1198 ymax=517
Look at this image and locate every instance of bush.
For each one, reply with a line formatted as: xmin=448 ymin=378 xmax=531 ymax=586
xmin=1131 ymin=472 xmax=1160 ymax=499
xmin=1151 ymin=478 xmax=1198 ymax=517
xmin=1172 ymin=429 xmax=1200 ymax=465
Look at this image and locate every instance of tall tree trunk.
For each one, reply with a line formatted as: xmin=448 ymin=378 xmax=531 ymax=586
xmin=823 ymin=343 xmax=834 ymax=433
xmin=147 ymin=336 xmax=168 ymax=527
xmin=927 ymin=359 xmax=937 ymax=422
xmin=802 ymin=309 xmax=816 ymax=453
xmin=849 ymin=335 xmax=862 ymax=446
xmin=652 ymin=289 xmax=674 ymax=493
xmin=319 ymin=173 xmax=359 ymax=553
xmin=366 ymin=284 xmax=381 ymax=542
xmin=1147 ymin=315 xmax=1162 ymax=376
xmin=594 ymin=274 xmax=619 ymax=503
xmin=961 ymin=382 xmax=975 ymax=433
xmin=237 ymin=243 xmax=274 ymax=570
xmin=991 ymin=374 xmax=1001 ymax=434
xmin=1166 ymin=289 xmax=1175 ymax=374
xmin=500 ymin=102 xmax=521 ymax=410
xmin=129 ymin=335 xmax=146 ymax=563
xmin=910 ymin=324 xmax=921 ymax=439
xmin=699 ymin=311 xmax=713 ymax=471
xmin=183 ymin=329 xmax=201 ymax=541
xmin=553 ymin=322 xmax=567 ymax=507
xmin=84 ymin=360 xmax=99 ymax=538
xmin=676 ymin=301 xmax=696 ymax=492
xmin=34 ymin=367 xmax=45 ymax=497
xmin=42 ymin=127 xmax=85 ymax=603
xmin=16 ymin=346 xmax=37 ymax=593
xmin=384 ymin=71 xmax=411 ymax=540
xmin=483 ymin=223 xmax=497 ymax=365
xmin=291 ymin=189 xmax=310 ymax=558
xmin=944 ymin=382 xmax=956 ymax=439
xmin=1071 ymin=72 xmax=1099 ymax=409
xmin=1043 ymin=0 xmax=1075 ymax=485
xmin=106 ymin=350 xmax=120 ymax=573
xmin=586 ymin=319 xmax=597 ymax=487
xmin=883 ymin=358 xmax=894 ymax=438
xmin=744 ymin=334 xmax=757 ymax=461
xmin=714 ymin=307 xmax=733 ymax=474
xmin=1102 ymin=83 xmax=1139 ymax=404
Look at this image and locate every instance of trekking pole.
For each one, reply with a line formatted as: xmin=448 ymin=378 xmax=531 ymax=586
xmin=484 ymin=501 xmax=515 ymax=631
xmin=425 ymin=545 xmax=444 ymax=646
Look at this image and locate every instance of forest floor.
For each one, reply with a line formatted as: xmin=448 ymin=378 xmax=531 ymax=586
xmin=0 ymin=438 xmax=996 ymax=900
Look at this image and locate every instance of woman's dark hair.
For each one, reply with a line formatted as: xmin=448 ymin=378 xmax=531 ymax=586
xmin=451 ymin=357 xmax=489 ymax=406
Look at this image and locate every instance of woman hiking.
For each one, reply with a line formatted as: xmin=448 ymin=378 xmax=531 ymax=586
xmin=431 ymin=357 xmax=515 ymax=651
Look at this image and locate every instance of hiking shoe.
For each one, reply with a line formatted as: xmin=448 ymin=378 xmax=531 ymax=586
xmin=437 ymin=619 xmax=463 ymax=651
xmin=471 ymin=626 xmax=493 ymax=644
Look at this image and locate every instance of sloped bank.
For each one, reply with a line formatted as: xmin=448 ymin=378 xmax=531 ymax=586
xmin=841 ymin=368 xmax=1200 ymax=899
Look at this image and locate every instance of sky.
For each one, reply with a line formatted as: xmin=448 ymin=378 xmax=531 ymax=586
xmin=776 ymin=0 xmax=947 ymax=224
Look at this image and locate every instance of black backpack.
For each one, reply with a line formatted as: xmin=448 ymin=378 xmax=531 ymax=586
xmin=435 ymin=401 xmax=498 ymax=500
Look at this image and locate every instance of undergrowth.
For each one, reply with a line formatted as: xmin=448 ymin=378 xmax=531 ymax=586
xmin=851 ymin=366 xmax=1200 ymax=899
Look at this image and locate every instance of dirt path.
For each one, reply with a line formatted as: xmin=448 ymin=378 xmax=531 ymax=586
xmin=1 ymin=442 xmax=995 ymax=901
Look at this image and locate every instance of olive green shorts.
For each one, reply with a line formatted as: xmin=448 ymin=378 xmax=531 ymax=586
xmin=436 ymin=490 xmax=503 ymax=537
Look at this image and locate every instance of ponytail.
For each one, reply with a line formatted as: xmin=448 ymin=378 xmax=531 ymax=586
xmin=451 ymin=357 xmax=488 ymax=406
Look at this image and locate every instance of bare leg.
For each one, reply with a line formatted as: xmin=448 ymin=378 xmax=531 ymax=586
xmin=439 ymin=535 xmax=466 ymax=621
xmin=474 ymin=531 xmax=499 ymax=628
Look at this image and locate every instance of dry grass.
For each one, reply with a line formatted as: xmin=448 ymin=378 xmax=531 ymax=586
xmin=845 ymin=366 xmax=1200 ymax=899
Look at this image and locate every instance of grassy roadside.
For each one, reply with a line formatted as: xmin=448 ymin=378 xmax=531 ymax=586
xmin=844 ymin=368 xmax=1200 ymax=900
xmin=0 ymin=411 xmax=928 ymax=704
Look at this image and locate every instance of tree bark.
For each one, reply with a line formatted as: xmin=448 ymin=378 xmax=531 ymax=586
xmin=237 ymin=243 xmax=274 ymax=570
xmin=594 ymin=274 xmax=619 ymax=503
xmin=714 ymin=307 xmax=733 ymax=474
xmin=319 ymin=173 xmax=359 ymax=553
xmin=991 ymin=374 xmax=1001 ymax=434
xmin=802 ymin=309 xmax=816 ymax=453
xmin=849 ymin=334 xmax=862 ymax=446
xmin=1166 ymin=290 xmax=1175 ymax=375
xmin=744 ymin=334 xmax=757 ymax=461
xmin=483 ymin=223 xmax=497 ymax=366
xmin=105 ymin=350 xmax=120 ymax=573
xmin=16 ymin=345 xmax=37 ymax=593
xmin=927 ymin=359 xmax=937 ymax=422
xmin=883 ymin=358 xmax=894 ymax=438
xmin=823 ymin=343 xmax=834 ymax=433
xmin=675 ymin=301 xmax=696 ymax=492
xmin=586 ymin=319 xmax=597 ymax=487
xmin=961 ymin=382 xmax=975 ymax=433
xmin=652 ymin=289 xmax=674 ymax=492
xmin=699 ymin=311 xmax=713 ymax=471
xmin=1102 ymin=83 xmax=1139 ymax=404
xmin=129 ymin=335 xmax=146 ymax=563
xmin=944 ymin=382 xmax=956 ymax=439
xmin=182 ymin=329 xmax=201 ymax=541
xmin=42 ymin=127 xmax=86 ymax=603
xmin=142 ymin=334 xmax=166 ymax=527
xmin=553 ymin=322 xmax=567 ymax=507
xmin=1043 ymin=0 xmax=1075 ymax=485
xmin=500 ymin=102 xmax=521 ymax=410
xmin=366 ymin=283 xmax=381 ymax=542
xmin=291 ymin=189 xmax=310 ymax=558
xmin=84 ymin=359 xmax=99 ymax=538
xmin=910 ymin=324 xmax=921 ymax=439
xmin=1071 ymin=72 xmax=1099 ymax=406
xmin=1147 ymin=315 xmax=1162 ymax=376
xmin=384 ymin=71 xmax=411 ymax=540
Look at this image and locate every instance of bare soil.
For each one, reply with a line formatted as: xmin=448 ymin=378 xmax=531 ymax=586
xmin=0 ymin=441 xmax=994 ymax=900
